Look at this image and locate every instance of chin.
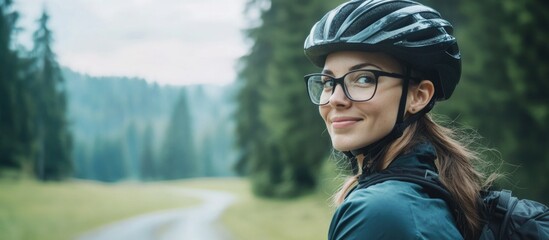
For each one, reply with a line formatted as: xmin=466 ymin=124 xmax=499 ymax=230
xmin=331 ymin=137 xmax=376 ymax=152
xmin=332 ymin=141 xmax=364 ymax=152
xmin=333 ymin=146 xmax=352 ymax=152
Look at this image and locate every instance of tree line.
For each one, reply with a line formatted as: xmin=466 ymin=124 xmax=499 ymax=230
xmin=235 ymin=0 xmax=549 ymax=202
xmin=68 ymin=78 xmax=238 ymax=182
xmin=1 ymin=2 xmax=71 ymax=180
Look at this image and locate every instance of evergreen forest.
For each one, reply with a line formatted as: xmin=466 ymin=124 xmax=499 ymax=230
xmin=1 ymin=0 xmax=548 ymax=205
xmin=66 ymin=69 xmax=238 ymax=182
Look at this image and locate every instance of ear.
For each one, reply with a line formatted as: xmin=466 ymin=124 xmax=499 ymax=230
xmin=407 ymin=80 xmax=435 ymax=114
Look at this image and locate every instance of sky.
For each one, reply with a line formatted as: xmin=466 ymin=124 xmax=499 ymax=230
xmin=13 ymin=0 xmax=250 ymax=86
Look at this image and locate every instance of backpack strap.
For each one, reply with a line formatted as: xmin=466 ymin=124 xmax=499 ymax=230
xmin=359 ymin=170 xmax=448 ymax=198
xmin=496 ymin=190 xmax=511 ymax=238
xmin=495 ymin=190 xmax=518 ymax=240
xmin=480 ymin=189 xmax=520 ymax=240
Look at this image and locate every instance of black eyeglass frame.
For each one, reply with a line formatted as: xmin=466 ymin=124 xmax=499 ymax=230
xmin=303 ymin=69 xmax=421 ymax=105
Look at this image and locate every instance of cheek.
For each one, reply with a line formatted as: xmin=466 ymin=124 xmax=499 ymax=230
xmin=378 ymin=106 xmax=398 ymax=126
xmin=363 ymin=89 xmax=401 ymax=124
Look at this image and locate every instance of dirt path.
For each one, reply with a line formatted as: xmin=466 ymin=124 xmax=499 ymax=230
xmin=77 ymin=188 xmax=236 ymax=240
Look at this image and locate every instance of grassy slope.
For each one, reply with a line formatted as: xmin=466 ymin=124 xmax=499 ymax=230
xmin=0 ymin=180 xmax=199 ymax=240
xmin=223 ymin=190 xmax=335 ymax=240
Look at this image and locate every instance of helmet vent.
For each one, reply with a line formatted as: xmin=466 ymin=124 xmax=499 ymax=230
xmin=315 ymin=15 xmax=328 ymax=40
xmin=443 ymin=25 xmax=454 ymax=35
xmin=405 ymin=28 xmax=443 ymax=43
xmin=344 ymin=2 xmax=411 ymax=37
xmin=419 ymin=12 xmax=439 ymax=20
xmin=445 ymin=42 xmax=460 ymax=58
xmin=384 ymin=15 xmax=415 ymax=32
xmin=330 ymin=2 xmax=361 ymax=38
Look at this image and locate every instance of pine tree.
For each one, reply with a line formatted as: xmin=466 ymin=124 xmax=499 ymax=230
xmin=29 ymin=10 xmax=72 ymax=180
xmin=0 ymin=0 xmax=34 ymax=176
xmin=0 ymin=0 xmax=19 ymax=171
xmin=234 ymin=0 xmax=273 ymax=177
xmin=159 ymin=89 xmax=196 ymax=179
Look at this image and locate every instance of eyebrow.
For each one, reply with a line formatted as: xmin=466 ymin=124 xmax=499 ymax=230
xmin=322 ymin=63 xmax=379 ymax=75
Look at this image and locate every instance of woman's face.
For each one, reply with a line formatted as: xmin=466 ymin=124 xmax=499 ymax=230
xmin=319 ymin=51 xmax=404 ymax=151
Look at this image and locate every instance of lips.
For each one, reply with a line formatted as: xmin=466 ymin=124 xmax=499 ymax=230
xmin=330 ymin=117 xmax=362 ymax=128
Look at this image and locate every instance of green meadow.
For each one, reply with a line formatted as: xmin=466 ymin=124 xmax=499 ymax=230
xmin=0 ymin=180 xmax=200 ymax=240
xmin=0 ymin=178 xmax=337 ymax=240
xmin=181 ymin=178 xmax=338 ymax=240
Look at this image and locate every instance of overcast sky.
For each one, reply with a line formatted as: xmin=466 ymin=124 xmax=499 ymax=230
xmin=14 ymin=0 xmax=250 ymax=86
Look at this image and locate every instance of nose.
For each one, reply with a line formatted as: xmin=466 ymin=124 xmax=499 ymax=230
xmin=328 ymin=84 xmax=351 ymax=107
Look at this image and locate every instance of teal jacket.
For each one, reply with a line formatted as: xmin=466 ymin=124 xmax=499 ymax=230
xmin=328 ymin=143 xmax=463 ymax=240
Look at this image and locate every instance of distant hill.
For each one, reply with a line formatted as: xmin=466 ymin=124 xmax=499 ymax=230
xmin=63 ymin=68 xmax=238 ymax=181
xmin=63 ymin=68 xmax=181 ymax=142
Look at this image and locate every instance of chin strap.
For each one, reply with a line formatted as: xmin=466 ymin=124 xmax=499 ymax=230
xmin=343 ymin=67 xmax=435 ymax=174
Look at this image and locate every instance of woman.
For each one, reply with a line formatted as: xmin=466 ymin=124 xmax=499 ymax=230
xmin=303 ymin=0 xmax=492 ymax=239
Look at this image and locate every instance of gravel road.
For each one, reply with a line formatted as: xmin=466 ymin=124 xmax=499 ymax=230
xmin=76 ymin=187 xmax=236 ymax=240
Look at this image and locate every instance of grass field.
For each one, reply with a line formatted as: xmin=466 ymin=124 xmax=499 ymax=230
xmin=1 ymin=177 xmax=339 ymax=240
xmin=179 ymin=177 xmax=339 ymax=240
xmin=0 ymin=180 xmax=200 ymax=240
xmin=222 ymin=189 xmax=335 ymax=240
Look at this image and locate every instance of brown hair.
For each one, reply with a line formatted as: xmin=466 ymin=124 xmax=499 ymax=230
xmin=332 ymin=114 xmax=496 ymax=239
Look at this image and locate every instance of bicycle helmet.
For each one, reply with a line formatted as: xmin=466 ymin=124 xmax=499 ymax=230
xmin=304 ymin=0 xmax=461 ymax=169
xmin=304 ymin=0 xmax=460 ymax=100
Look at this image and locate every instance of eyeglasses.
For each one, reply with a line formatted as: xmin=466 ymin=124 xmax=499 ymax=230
xmin=303 ymin=69 xmax=417 ymax=105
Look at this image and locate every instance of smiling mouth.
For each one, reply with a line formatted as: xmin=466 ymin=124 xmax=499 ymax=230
xmin=331 ymin=118 xmax=362 ymax=128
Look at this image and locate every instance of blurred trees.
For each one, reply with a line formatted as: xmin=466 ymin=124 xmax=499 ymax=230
xmin=65 ymin=70 xmax=181 ymax=181
xmin=236 ymin=0 xmax=549 ymax=202
xmin=66 ymin=75 xmax=238 ymax=181
xmin=90 ymin=136 xmax=125 ymax=182
xmin=430 ymin=0 xmax=549 ymax=201
xmin=61 ymin=67 xmax=239 ymax=181
xmin=29 ymin=11 xmax=72 ymax=180
xmin=235 ymin=0 xmax=341 ymax=197
xmin=0 ymin=0 xmax=28 ymax=172
xmin=0 ymin=4 xmax=72 ymax=180
xmin=139 ymin=125 xmax=156 ymax=180
xmin=159 ymin=90 xmax=197 ymax=179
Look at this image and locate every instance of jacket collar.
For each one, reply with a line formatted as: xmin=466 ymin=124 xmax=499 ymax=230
xmin=359 ymin=142 xmax=438 ymax=178
xmin=385 ymin=142 xmax=438 ymax=172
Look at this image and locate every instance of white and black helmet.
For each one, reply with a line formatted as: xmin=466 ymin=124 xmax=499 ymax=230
xmin=304 ymin=0 xmax=460 ymax=101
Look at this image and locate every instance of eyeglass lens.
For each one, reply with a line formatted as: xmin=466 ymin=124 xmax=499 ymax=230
xmin=306 ymin=70 xmax=377 ymax=105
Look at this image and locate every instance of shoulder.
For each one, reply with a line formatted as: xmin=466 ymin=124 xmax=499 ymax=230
xmin=329 ymin=181 xmax=420 ymax=239
xmin=328 ymin=180 xmax=462 ymax=240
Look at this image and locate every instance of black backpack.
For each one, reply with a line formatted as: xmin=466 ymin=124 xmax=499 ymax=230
xmin=357 ymin=168 xmax=549 ymax=240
